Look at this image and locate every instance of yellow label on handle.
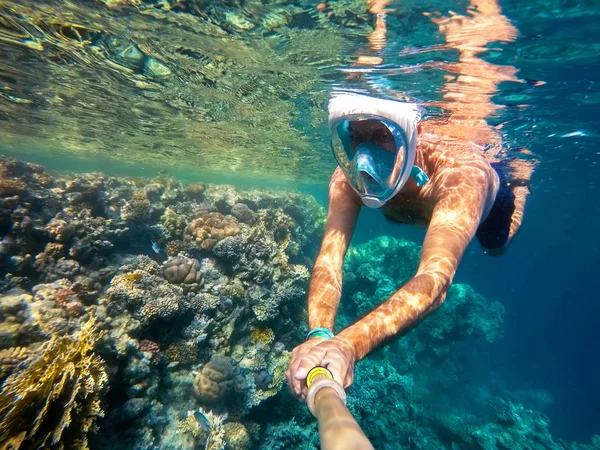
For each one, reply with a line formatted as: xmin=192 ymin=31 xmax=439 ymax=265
xmin=306 ymin=367 xmax=334 ymax=388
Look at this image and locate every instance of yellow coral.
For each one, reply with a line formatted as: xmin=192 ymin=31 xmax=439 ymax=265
xmin=249 ymin=326 xmax=274 ymax=345
xmin=0 ymin=179 xmax=28 ymax=197
xmin=160 ymin=207 xmax=188 ymax=238
xmin=0 ymin=319 xmax=108 ymax=450
xmin=125 ymin=272 xmax=143 ymax=282
xmin=0 ymin=347 xmax=32 ymax=380
xmin=223 ymin=422 xmax=251 ymax=450
xmin=245 ymin=351 xmax=291 ymax=408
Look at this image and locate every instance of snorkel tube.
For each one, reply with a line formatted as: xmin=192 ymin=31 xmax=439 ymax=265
xmin=305 ymin=367 xmax=375 ymax=450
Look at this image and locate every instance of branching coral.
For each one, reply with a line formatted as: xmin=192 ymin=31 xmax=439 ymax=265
xmin=107 ymin=258 xmax=187 ymax=324
xmin=0 ymin=346 xmax=32 ymax=381
xmin=222 ymin=421 xmax=251 ymax=450
xmin=0 ymin=319 xmax=108 ymax=449
xmin=165 ymin=239 xmax=186 ymax=256
xmin=121 ymin=190 xmax=151 ymax=222
xmin=242 ymin=350 xmax=290 ymax=409
xmin=165 ymin=340 xmax=199 ymax=365
xmin=160 ymin=207 xmax=188 ymax=238
xmin=249 ymin=326 xmax=274 ymax=345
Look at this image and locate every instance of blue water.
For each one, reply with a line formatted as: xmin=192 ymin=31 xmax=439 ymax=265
xmin=1 ymin=0 xmax=599 ymax=446
xmin=327 ymin=2 xmax=600 ymax=440
xmin=312 ymin=2 xmax=600 ymax=439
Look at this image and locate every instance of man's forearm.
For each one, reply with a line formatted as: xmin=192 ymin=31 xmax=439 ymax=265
xmin=337 ymin=272 xmax=445 ymax=360
xmin=307 ymin=257 xmax=344 ymax=331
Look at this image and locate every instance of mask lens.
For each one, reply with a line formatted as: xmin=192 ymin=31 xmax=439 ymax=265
xmin=331 ymin=121 xmax=353 ymax=175
xmin=330 ymin=116 xmax=409 ymax=199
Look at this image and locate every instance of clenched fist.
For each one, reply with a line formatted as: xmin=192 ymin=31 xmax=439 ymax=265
xmin=286 ymin=336 xmax=357 ymax=401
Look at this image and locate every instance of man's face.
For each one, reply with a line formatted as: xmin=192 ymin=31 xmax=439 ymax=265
xmin=349 ymin=119 xmax=396 ymax=154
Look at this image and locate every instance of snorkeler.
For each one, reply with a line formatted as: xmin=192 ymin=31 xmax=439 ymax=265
xmin=285 ymin=91 xmax=535 ymax=400
xmin=286 ymin=0 xmax=537 ymax=401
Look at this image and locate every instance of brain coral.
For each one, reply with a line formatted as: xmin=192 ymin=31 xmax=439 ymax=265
xmin=163 ymin=257 xmax=203 ymax=287
xmin=193 ymin=354 xmax=245 ymax=404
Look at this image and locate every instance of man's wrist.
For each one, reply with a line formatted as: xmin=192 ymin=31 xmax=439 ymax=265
xmin=306 ymin=327 xmax=335 ymax=340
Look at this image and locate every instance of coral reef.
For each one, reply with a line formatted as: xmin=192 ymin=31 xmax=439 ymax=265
xmin=0 ymin=156 xmax=595 ymax=450
xmin=251 ymin=235 xmax=593 ymax=450
xmin=0 ymin=155 xmax=327 ymax=449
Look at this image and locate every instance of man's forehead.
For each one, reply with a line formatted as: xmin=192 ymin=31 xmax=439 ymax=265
xmin=350 ymin=119 xmax=388 ymax=132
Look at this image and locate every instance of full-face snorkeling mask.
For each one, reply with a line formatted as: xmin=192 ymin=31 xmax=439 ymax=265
xmin=329 ymin=93 xmax=428 ymax=208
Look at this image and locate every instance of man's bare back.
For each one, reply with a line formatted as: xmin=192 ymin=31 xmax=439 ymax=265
xmin=331 ymin=122 xmax=504 ymax=236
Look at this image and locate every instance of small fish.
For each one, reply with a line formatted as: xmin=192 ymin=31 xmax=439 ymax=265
xmin=193 ymin=410 xmax=210 ymax=433
xmin=560 ymin=130 xmax=588 ymax=138
xmin=151 ymin=240 xmax=160 ymax=254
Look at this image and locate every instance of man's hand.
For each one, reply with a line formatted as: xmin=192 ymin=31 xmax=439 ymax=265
xmin=286 ymin=336 xmax=357 ymax=401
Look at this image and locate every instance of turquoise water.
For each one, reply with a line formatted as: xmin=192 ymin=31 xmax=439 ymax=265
xmin=1 ymin=0 xmax=599 ymax=448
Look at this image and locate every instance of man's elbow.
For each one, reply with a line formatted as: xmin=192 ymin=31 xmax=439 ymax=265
xmin=410 ymin=270 xmax=452 ymax=306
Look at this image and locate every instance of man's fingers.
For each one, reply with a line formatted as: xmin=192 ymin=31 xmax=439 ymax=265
xmin=294 ymin=353 xmax=321 ymax=381
xmin=321 ymin=350 xmax=346 ymax=386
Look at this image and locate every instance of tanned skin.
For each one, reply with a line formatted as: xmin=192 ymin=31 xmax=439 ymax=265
xmin=286 ymin=0 xmax=536 ymax=399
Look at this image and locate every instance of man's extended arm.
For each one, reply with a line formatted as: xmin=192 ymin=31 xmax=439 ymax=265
xmin=308 ymin=168 xmax=361 ymax=331
xmin=336 ymin=166 xmax=491 ymax=360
